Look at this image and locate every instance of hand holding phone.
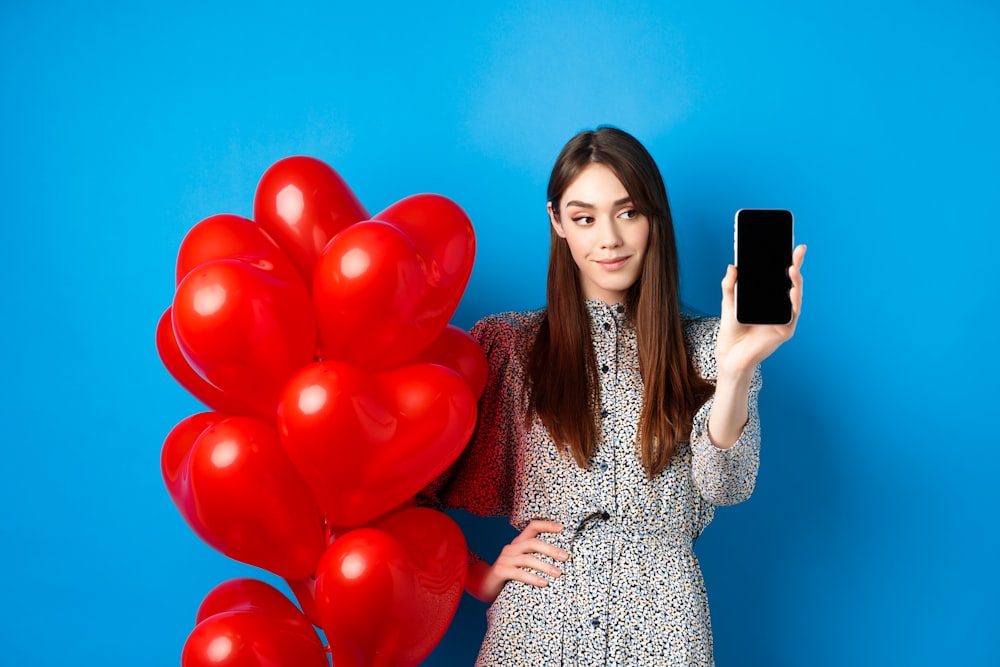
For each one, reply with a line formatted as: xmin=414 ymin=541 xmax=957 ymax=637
xmin=734 ymin=209 xmax=794 ymax=325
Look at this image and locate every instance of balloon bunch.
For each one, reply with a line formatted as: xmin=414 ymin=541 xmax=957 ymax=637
xmin=156 ymin=157 xmax=486 ymax=666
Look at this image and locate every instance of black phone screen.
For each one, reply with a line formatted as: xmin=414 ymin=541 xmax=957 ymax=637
xmin=735 ymin=209 xmax=793 ymax=325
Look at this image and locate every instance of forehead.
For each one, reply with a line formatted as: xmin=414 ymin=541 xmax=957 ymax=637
xmin=561 ymin=163 xmax=629 ymax=206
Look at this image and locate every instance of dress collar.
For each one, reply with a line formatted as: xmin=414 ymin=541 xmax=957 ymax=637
xmin=584 ymin=299 xmax=629 ymax=325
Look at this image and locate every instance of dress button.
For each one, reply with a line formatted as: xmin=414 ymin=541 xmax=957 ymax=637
xmin=603 ymin=321 xmax=611 ymax=330
xmin=597 ymin=462 xmax=608 ymax=472
xmin=600 ymin=511 xmax=610 ymax=521
xmin=600 ymin=408 xmax=608 ymax=418
xmin=616 ymin=304 xmax=625 ymax=313
xmin=591 ymin=617 xmax=600 ymax=628
xmin=601 ymin=364 xmax=609 ymax=373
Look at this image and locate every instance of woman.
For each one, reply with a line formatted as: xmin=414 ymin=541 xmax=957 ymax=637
xmin=423 ymin=126 xmax=806 ymax=666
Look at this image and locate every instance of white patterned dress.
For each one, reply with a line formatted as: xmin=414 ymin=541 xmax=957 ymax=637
xmin=425 ymin=300 xmax=762 ymax=666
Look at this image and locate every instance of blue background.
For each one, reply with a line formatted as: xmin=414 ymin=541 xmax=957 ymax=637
xmin=2 ymin=1 xmax=997 ymax=665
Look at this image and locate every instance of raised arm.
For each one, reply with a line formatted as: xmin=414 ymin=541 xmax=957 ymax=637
xmin=709 ymin=244 xmax=806 ymax=447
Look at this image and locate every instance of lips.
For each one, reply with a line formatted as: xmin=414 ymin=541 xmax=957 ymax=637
xmin=596 ymin=256 xmax=630 ymax=270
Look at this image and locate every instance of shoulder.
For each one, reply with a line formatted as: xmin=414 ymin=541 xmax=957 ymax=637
xmin=470 ymin=309 xmax=545 ymax=354
xmin=681 ymin=313 xmax=720 ymax=378
xmin=682 ymin=313 xmax=720 ymax=348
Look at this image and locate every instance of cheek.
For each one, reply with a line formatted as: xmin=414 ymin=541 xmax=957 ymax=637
xmin=633 ymin=223 xmax=651 ymax=255
xmin=565 ymin=240 xmax=589 ymax=267
xmin=560 ymin=231 xmax=587 ymax=259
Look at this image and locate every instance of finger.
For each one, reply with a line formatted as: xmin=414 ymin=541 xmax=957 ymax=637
xmin=510 ymin=553 xmax=564 ymax=577
xmin=502 ymin=537 xmax=569 ymax=563
xmin=514 ymin=520 xmax=565 ymax=542
xmin=787 ymin=246 xmax=805 ymax=288
xmin=503 ymin=567 xmax=553 ymax=588
xmin=788 ymin=254 xmax=804 ymax=316
xmin=790 ymin=268 xmax=803 ymax=306
xmin=523 ymin=537 xmax=569 ymax=562
xmin=786 ymin=245 xmax=806 ymax=282
xmin=793 ymin=244 xmax=807 ymax=269
xmin=720 ymin=264 xmax=736 ymax=314
xmin=494 ymin=554 xmax=563 ymax=585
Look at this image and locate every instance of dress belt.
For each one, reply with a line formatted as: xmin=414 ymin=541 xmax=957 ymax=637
xmin=552 ymin=509 xmax=694 ymax=548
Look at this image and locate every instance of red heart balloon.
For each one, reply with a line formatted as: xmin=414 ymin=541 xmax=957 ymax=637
xmin=276 ymin=361 xmax=476 ymax=527
xmin=286 ymin=497 xmax=419 ymax=630
xmin=313 ymin=507 xmax=467 ymax=667
xmin=161 ymin=412 xmax=229 ymax=532
xmin=183 ymin=607 xmax=328 ymax=667
xmin=311 ymin=220 xmax=423 ymax=368
xmin=174 ymin=213 xmax=302 ymax=286
xmin=156 ymin=309 xmax=263 ymax=418
xmin=313 ymin=194 xmax=475 ymax=370
xmin=404 ymin=324 xmax=488 ymax=399
xmin=253 ymin=156 xmax=369 ymax=284
xmin=195 ymin=579 xmax=318 ymax=641
xmin=374 ymin=193 xmax=476 ymax=314
xmin=173 ymin=416 xmax=326 ymax=579
xmin=189 ymin=579 xmax=326 ymax=666
xmin=172 ymin=259 xmax=317 ymax=419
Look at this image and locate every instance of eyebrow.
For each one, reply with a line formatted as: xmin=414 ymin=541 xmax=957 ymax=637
xmin=564 ymin=197 xmax=633 ymax=209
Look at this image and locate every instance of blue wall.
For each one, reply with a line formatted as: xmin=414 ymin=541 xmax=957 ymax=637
xmin=1 ymin=1 xmax=997 ymax=664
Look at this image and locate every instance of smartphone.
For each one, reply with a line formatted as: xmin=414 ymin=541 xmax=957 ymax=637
xmin=734 ymin=208 xmax=794 ymax=325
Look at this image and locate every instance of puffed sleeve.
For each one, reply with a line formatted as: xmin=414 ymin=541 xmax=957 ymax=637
xmin=419 ymin=312 xmax=534 ymax=518
xmin=685 ymin=317 xmax=762 ymax=507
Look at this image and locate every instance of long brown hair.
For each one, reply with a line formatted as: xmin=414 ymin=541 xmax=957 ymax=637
xmin=526 ymin=126 xmax=714 ymax=478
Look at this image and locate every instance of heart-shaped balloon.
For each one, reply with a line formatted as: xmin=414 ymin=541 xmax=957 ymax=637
xmin=183 ymin=612 xmax=330 ymax=667
xmin=183 ymin=578 xmax=327 ymax=667
xmin=374 ymin=193 xmax=476 ymax=312
xmin=165 ymin=415 xmax=326 ymax=579
xmin=156 ymin=309 xmax=263 ymax=418
xmin=277 ymin=361 xmax=476 ymax=527
xmin=161 ymin=411 xmax=228 ymax=531
xmin=194 ymin=578 xmax=317 ymax=635
xmin=313 ymin=507 xmax=468 ymax=667
xmin=404 ymin=324 xmax=488 ymax=399
xmin=312 ymin=220 xmax=423 ymax=368
xmin=172 ymin=259 xmax=317 ymax=419
xmin=174 ymin=213 xmax=302 ymax=287
xmin=253 ymin=156 xmax=369 ymax=284
xmin=313 ymin=193 xmax=475 ymax=370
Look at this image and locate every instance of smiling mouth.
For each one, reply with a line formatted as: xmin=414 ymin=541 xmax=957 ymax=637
xmin=596 ymin=257 xmax=630 ymax=270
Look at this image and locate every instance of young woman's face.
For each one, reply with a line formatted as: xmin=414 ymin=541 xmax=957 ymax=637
xmin=548 ymin=163 xmax=650 ymax=304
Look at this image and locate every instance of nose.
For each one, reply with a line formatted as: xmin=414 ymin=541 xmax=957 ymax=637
xmin=596 ymin=216 xmax=623 ymax=249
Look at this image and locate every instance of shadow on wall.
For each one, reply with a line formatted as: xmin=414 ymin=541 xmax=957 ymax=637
xmin=701 ymin=356 xmax=845 ymax=666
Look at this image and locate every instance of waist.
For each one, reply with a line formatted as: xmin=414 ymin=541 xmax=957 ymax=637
xmin=535 ymin=509 xmax=695 ymax=551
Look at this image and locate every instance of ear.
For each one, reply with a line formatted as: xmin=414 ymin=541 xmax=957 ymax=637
xmin=548 ymin=201 xmax=567 ymax=238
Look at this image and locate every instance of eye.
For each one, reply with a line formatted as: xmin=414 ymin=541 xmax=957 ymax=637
xmin=620 ymin=208 xmax=639 ymax=220
xmin=571 ymin=215 xmax=595 ymax=226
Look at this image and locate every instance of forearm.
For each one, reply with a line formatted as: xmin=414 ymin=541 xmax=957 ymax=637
xmin=706 ymin=368 xmax=754 ymax=448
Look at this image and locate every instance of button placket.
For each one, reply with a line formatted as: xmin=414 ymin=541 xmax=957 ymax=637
xmin=582 ymin=310 xmax=614 ymax=605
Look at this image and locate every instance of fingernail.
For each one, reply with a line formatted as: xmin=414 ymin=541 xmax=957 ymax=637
xmin=557 ymin=551 xmax=569 ymax=561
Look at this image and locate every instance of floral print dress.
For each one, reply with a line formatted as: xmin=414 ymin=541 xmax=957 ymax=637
xmin=424 ymin=301 xmax=762 ymax=666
